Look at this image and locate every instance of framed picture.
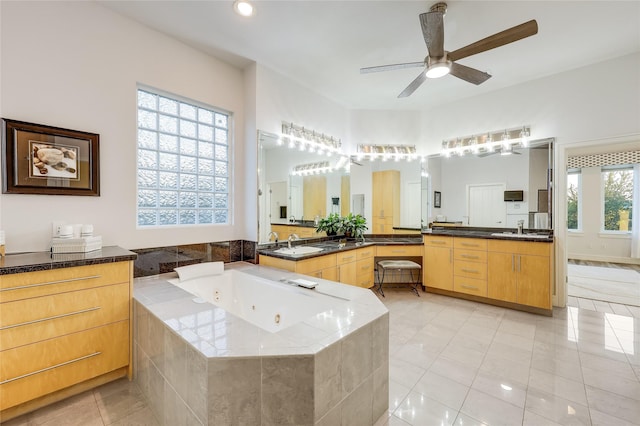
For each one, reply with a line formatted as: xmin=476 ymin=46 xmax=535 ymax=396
xmin=2 ymin=119 xmax=99 ymax=196
xmin=434 ymin=191 xmax=441 ymax=208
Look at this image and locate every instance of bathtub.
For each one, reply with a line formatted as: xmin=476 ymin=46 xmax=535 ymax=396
xmin=173 ymin=269 xmax=340 ymax=333
xmin=133 ymin=262 xmax=389 ymax=426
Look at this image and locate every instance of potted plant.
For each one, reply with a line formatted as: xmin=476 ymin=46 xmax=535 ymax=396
xmin=315 ymin=213 xmax=343 ymax=236
xmin=342 ymin=213 xmax=367 ymax=239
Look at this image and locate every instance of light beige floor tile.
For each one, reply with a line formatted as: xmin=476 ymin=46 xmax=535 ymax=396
xmin=412 ymin=370 xmax=470 ymax=411
xmin=580 ymin=351 xmax=636 ymax=378
xmin=589 ymin=408 xmax=638 ymax=426
xmin=528 ymin=367 xmax=588 ymax=406
xmin=393 ymin=343 xmax=438 ymax=369
xmin=525 ymin=387 xmax=591 ymax=425
xmin=109 ymin=406 xmax=160 ymax=426
xmin=585 ymin=385 xmax=640 ymax=424
xmin=388 ymin=380 xmax=411 ymax=413
xmin=452 ymin=412 xmax=486 ymax=426
xmin=393 ymin=391 xmax=458 ymax=426
xmin=439 ymin=342 xmax=485 ymax=370
xmin=460 ymin=389 xmax=524 ymax=426
xmin=582 ymin=366 xmax=640 ymax=401
xmin=471 ymin=371 xmax=527 ymax=408
xmin=531 ymin=352 xmax=584 ymax=383
xmin=428 ymin=357 xmax=478 ymax=387
xmin=479 ymin=354 xmax=530 ymax=386
xmin=389 ymin=357 xmax=426 ymax=389
xmin=522 ymin=410 xmax=564 ymax=426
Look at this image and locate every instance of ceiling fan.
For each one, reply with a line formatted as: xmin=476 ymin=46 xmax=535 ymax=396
xmin=360 ymin=2 xmax=538 ymax=98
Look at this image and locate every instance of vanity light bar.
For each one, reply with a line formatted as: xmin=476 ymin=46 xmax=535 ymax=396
xmin=356 ymin=144 xmax=418 ymax=161
xmin=280 ymin=122 xmax=343 ymax=156
xmin=441 ymin=126 xmax=531 ymax=157
xmin=291 ymin=161 xmax=333 ymax=176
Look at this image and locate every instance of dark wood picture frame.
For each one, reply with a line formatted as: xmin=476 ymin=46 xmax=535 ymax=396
xmin=434 ymin=191 xmax=441 ymax=208
xmin=2 ymin=119 xmax=100 ymax=196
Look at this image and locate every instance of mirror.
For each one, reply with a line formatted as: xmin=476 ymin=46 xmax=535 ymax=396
xmin=422 ymin=138 xmax=554 ymax=230
xmin=257 ymin=130 xmax=553 ymax=243
xmin=258 ymin=130 xmax=422 ymax=243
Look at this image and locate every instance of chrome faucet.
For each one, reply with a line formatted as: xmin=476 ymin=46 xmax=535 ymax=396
xmin=289 ymin=215 xmax=295 ymax=223
xmin=517 ymin=220 xmax=524 ymax=235
xmin=268 ymin=231 xmax=279 ymax=243
xmin=287 ymin=233 xmax=300 ymax=249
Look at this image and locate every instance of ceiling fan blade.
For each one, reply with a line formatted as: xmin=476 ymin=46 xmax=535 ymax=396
xmin=398 ymin=70 xmax=427 ymax=98
xmin=420 ymin=11 xmax=444 ymax=58
xmin=360 ymin=62 xmax=424 ymax=74
xmin=450 ymin=62 xmax=491 ymax=85
xmin=448 ymin=20 xmax=538 ymax=62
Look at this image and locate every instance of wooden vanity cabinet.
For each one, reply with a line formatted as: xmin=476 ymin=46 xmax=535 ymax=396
xmin=453 ymin=238 xmax=488 ymax=297
xmin=0 ymin=261 xmax=133 ymax=418
xmin=355 ymin=247 xmax=375 ymax=288
xmin=487 ymin=240 xmax=552 ymax=309
xmin=423 ymin=235 xmax=453 ymax=290
xmin=372 ymin=170 xmax=400 ymax=234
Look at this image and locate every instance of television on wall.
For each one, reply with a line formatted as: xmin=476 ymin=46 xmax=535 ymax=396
xmin=504 ymin=190 xmax=524 ymax=202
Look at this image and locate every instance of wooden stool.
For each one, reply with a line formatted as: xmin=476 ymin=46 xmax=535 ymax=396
xmin=375 ymin=260 xmax=421 ymax=297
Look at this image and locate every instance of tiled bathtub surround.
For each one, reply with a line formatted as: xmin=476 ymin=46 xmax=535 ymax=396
xmin=132 ymin=240 xmax=256 ymax=277
xmin=133 ymin=262 xmax=389 ymax=425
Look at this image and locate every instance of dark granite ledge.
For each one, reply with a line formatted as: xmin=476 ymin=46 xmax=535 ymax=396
xmin=426 ymin=226 xmax=554 ymax=243
xmin=0 ymin=246 xmax=137 ymax=275
xmin=257 ymin=234 xmax=423 ymax=261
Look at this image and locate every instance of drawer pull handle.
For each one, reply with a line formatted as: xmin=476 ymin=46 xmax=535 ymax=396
xmin=461 ymin=285 xmax=479 ymax=290
xmin=431 ymin=241 xmax=446 ymax=245
xmin=342 ymin=256 xmax=354 ymax=260
xmin=461 ymin=254 xmax=479 ymax=259
xmin=361 ymin=266 xmax=371 ymax=270
xmin=0 ymin=306 xmax=101 ymax=330
xmin=0 ymin=351 xmax=101 ymax=385
xmin=461 ymin=243 xmax=480 ymax=247
xmin=1 ymin=275 xmax=102 ymax=292
xmin=461 ymin=269 xmax=479 ymax=274
xmin=391 ymin=250 xmax=405 ymax=253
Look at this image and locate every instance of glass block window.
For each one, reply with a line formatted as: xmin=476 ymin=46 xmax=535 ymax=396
xmin=137 ymin=88 xmax=231 ymax=226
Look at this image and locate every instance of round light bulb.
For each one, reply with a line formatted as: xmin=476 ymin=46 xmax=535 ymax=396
xmin=233 ymin=0 xmax=254 ymax=17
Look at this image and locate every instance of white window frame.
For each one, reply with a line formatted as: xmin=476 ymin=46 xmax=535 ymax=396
xmin=600 ymin=165 xmax=634 ymax=234
xmin=136 ymin=86 xmax=232 ymax=227
xmin=567 ymin=168 xmax=582 ymax=232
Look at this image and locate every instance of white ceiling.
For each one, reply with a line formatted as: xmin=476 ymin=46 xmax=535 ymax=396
xmin=99 ymin=1 xmax=640 ymax=111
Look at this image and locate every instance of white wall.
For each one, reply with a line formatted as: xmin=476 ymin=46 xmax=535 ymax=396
xmin=0 ymin=2 xmax=246 ymax=252
xmin=419 ymin=52 xmax=640 ymax=155
xmin=435 ymin=152 xmax=531 ymax=224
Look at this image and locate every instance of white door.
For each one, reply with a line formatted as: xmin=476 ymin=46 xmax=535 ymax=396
xmin=468 ymin=184 xmax=506 ymax=227
xmin=268 ymin=181 xmax=288 ymax=221
xmin=405 ymin=181 xmax=422 ymax=227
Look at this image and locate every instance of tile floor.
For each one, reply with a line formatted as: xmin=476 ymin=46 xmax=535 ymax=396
xmin=3 ymin=290 xmax=640 ymax=426
xmin=567 ymin=260 xmax=640 ymax=307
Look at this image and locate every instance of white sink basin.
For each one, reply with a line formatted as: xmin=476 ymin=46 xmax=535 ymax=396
xmin=274 ymin=246 xmax=324 ymax=255
xmin=490 ymin=233 xmax=550 ymax=239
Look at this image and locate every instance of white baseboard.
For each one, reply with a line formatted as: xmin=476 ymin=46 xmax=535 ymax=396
xmin=568 ymin=254 xmax=640 ymax=265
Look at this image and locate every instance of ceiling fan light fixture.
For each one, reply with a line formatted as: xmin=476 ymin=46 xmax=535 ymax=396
xmin=425 ymin=61 xmax=451 ymax=79
xmin=233 ymin=0 xmax=255 ymax=17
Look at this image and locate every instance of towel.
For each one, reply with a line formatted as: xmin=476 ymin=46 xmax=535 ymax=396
xmin=174 ymin=261 xmax=224 ymax=281
xmin=534 ymin=212 xmax=549 ymax=229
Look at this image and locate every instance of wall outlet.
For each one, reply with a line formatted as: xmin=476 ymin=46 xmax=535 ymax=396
xmin=52 ymin=221 xmax=65 ymax=237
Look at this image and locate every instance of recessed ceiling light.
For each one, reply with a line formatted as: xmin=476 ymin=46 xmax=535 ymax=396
xmin=233 ymin=0 xmax=255 ymax=17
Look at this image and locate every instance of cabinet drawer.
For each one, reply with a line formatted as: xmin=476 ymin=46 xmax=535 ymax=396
xmin=336 ymin=251 xmax=358 ymax=265
xmin=454 ymin=238 xmax=487 ymax=250
xmin=0 ymin=262 xmax=130 ymax=303
xmin=306 ymin=266 xmax=337 ymax=281
xmin=0 ymin=283 xmax=129 ymax=351
xmin=454 ymin=260 xmax=487 ymax=280
xmin=423 ymin=236 xmax=453 ymax=248
xmin=356 ymin=247 xmax=374 ymax=260
xmin=454 ymin=276 xmax=487 ymax=297
xmin=357 ymin=277 xmax=374 ymax=288
xmin=356 ymin=258 xmax=374 ymax=277
xmin=376 ymin=245 xmax=422 ymax=257
xmin=454 ymin=249 xmax=487 ymax=263
xmin=296 ymin=255 xmax=336 ymax=274
xmin=0 ymin=320 xmax=129 ymax=410
xmin=487 ymin=240 xmax=551 ymax=257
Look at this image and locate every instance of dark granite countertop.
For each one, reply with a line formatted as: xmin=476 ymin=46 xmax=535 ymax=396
xmin=257 ymin=235 xmax=423 ymax=261
xmin=425 ymin=226 xmax=554 ymax=243
xmin=0 ymin=246 xmax=138 ymax=275
xmin=270 ymin=221 xmax=318 ymax=228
